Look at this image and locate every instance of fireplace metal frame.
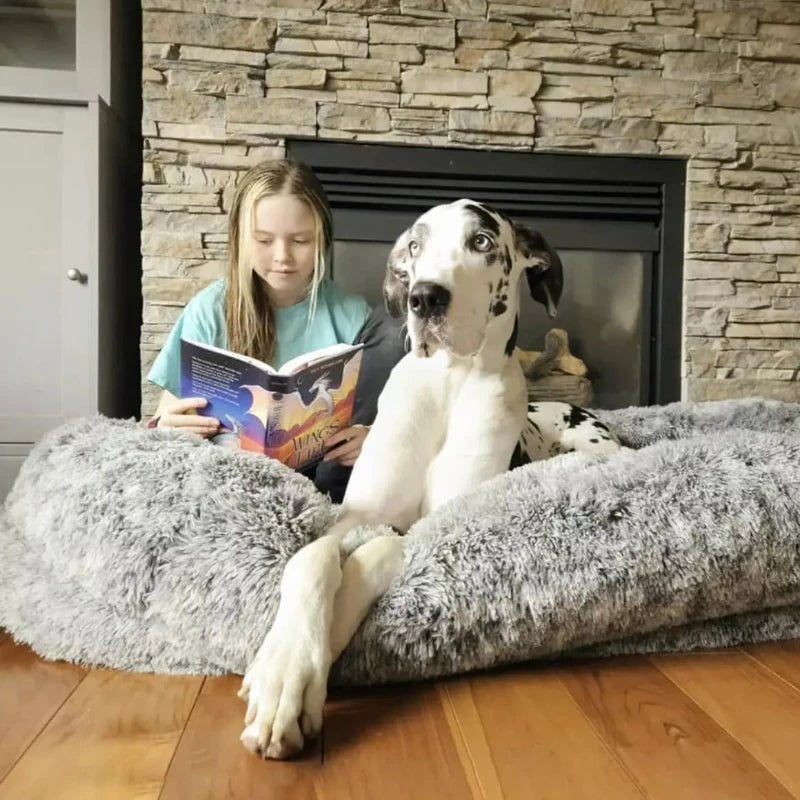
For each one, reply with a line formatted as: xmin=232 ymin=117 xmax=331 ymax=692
xmin=289 ymin=140 xmax=686 ymax=405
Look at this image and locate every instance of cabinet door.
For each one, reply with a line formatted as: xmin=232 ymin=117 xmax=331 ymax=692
xmin=0 ymin=0 xmax=109 ymax=103
xmin=0 ymin=102 xmax=96 ymax=450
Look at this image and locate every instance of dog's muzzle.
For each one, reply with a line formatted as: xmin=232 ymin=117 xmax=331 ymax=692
xmin=408 ymin=281 xmax=451 ymax=319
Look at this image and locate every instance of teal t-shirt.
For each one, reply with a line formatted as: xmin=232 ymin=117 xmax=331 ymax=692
xmin=147 ymin=278 xmax=371 ymax=397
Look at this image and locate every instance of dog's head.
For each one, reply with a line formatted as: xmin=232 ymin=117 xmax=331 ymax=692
xmin=383 ymin=199 xmax=563 ymax=359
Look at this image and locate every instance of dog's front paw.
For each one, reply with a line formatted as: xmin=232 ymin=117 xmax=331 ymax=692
xmin=238 ymin=620 xmax=330 ymax=760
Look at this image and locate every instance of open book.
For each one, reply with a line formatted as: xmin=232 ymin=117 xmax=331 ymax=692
xmin=179 ymin=338 xmax=364 ymax=471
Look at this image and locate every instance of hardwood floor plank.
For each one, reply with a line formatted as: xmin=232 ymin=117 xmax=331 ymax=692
xmin=0 ymin=668 xmax=202 ymax=800
xmin=0 ymin=636 xmax=85 ymax=782
xmin=653 ymin=650 xmax=800 ymax=797
xmin=444 ymin=667 xmax=645 ymax=800
xmin=744 ymin=640 xmax=800 ymax=691
xmin=439 ymin=680 xmax=502 ymax=800
xmin=560 ymin=656 xmax=794 ymax=800
xmin=318 ymin=683 xmax=475 ymax=800
xmin=159 ymin=675 xmax=322 ymax=800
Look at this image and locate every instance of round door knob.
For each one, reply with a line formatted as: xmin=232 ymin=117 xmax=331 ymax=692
xmin=66 ymin=268 xmax=86 ymax=282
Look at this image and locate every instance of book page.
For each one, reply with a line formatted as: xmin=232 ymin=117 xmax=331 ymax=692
xmin=279 ymin=342 xmax=361 ymax=376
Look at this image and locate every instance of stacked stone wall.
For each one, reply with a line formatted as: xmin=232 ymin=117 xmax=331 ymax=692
xmin=141 ymin=0 xmax=800 ymax=414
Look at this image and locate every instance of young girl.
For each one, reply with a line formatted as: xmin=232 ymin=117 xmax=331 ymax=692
xmin=146 ymin=159 xmax=372 ymax=472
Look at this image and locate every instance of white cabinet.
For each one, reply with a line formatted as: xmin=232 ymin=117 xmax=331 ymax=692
xmin=0 ymin=0 xmax=140 ymax=500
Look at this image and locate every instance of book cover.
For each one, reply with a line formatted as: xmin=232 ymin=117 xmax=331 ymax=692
xmin=179 ymin=339 xmax=364 ymax=471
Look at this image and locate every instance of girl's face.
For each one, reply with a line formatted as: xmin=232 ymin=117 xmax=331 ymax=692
xmin=250 ymin=193 xmax=318 ymax=307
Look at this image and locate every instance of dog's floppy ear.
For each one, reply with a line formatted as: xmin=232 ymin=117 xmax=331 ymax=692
xmin=514 ymin=224 xmax=563 ymax=319
xmin=383 ymin=229 xmax=413 ymax=319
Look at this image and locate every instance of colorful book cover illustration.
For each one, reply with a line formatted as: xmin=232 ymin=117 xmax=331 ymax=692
xmin=179 ymin=338 xmax=364 ymax=471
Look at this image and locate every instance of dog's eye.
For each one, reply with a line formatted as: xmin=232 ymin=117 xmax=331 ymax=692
xmin=393 ymin=269 xmax=409 ymax=286
xmin=471 ymin=233 xmax=493 ymax=252
xmin=408 ymin=240 xmax=420 ymax=257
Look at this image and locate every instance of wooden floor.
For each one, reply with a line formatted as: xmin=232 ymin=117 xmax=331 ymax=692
xmin=2 ymin=631 xmax=800 ymax=799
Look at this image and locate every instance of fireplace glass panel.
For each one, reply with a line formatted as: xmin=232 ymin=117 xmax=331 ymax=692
xmin=332 ymin=242 xmax=649 ymax=409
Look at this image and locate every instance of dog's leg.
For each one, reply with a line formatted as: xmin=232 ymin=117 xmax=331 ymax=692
xmin=329 ymin=533 xmax=406 ymax=662
xmin=238 ymin=527 xmax=345 ymax=759
xmin=240 ymin=358 xmax=437 ymax=759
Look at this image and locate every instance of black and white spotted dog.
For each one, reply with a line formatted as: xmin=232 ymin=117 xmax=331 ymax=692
xmin=238 ymin=199 xmax=621 ymax=760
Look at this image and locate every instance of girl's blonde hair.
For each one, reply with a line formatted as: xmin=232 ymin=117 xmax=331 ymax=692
xmin=226 ymin=159 xmax=333 ymax=363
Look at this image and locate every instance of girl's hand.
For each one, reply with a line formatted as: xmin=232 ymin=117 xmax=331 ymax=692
xmin=157 ymin=396 xmax=220 ymax=438
xmin=323 ymin=425 xmax=369 ymax=467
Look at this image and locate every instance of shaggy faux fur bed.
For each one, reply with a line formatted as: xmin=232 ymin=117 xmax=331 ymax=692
xmin=1 ymin=398 xmax=799 ymax=685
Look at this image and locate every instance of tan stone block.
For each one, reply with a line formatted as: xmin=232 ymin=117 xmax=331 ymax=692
xmin=143 ymin=11 xmax=275 ymax=50
xmin=144 ymin=92 xmax=225 ymax=124
xmin=448 ymin=130 xmax=534 ymax=149
xmin=739 ymin=40 xmax=800 ymax=62
xmin=686 ymin=279 xmax=734 ymax=297
xmin=727 ymin=321 xmax=800 ymax=337
xmin=536 ymin=100 xmax=581 ymax=117
xmin=277 ymin=21 xmax=367 ymax=41
xmin=400 ymin=92 xmax=488 ymax=109
xmin=487 ymin=3 xmax=570 ymax=23
xmin=488 ymin=69 xmax=542 ymax=97
xmin=141 ymin=210 xmax=227 ymax=232
xmin=165 ymin=66 xmax=263 ymax=96
xmin=538 ymin=75 xmax=613 ymax=101
xmin=685 ymin=260 xmax=778 ymax=282
xmin=457 ymin=20 xmax=515 ymax=41
xmin=369 ymin=43 xmax=423 ymax=63
xmin=390 ymin=107 xmax=448 ymax=134
xmin=695 ymin=12 xmax=757 ymax=37
xmin=489 ymin=95 xmax=534 ymax=111
xmin=318 ymin=102 xmax=391 ymax=131
xmin=142 ymin=256 xmax=228 ymax=278
xmin=449 ymin=108 xmax=535 ymax=134
xmin=264 ymin=67 xmax=326 ymax=89
xmin=141 ymin=231 xmax=204 ymax=259
xmin=662 ymin=124 xmax=704 ymax=143
xmin=156 ymin=122 xmax=228 ymax=142
xmin=370 ymin=21 xmax=455 ymax=48
xmin=455 ymin=47 xmax=509 ymax=69
xmin=337 ymin=89 xmax=398 ymax=105
xmin=329 ymin=77 xmax=398 ymax=91
xmin=509 ymin=41 xmax=611 ymax=63
xmin=731 ymin=225 xmax=800 ymax=241
xmin=719 ymin=170 xmax=788 ymax=190
xmin=226 ymin=96 xmax=316 ymax=125
xmin=267 ymin=53 xmax=344 ymax=70
xmin=777 ymin=256 xmax=800 ymax=274
xmin=688 ymin=378 xmax=800 ymax=401
xmin=729 ymin=308 xmax=800 ymax=324
xmin=661 ymin=51 xmax=737 ymax=80
xmin=572 ymin=12 xmax=631 ymax=31
xmin=265 ymin=87 xmax=337 ymax=101
xmin=686 ymin=306 xmax=729 ymax=336
xmin=446 ymin=0 xmax=486 ymax=16
xmin=572 ymin=0 xmax=652 ymax=16
xmin=401 ymin=68 xmax=487 ymax=95
xmin=774 ymin=82 xmax=800 ymax=109
xmin=179 ymin=46 xmax=267 ymax=67
xmin=729 ymin=240 xmax=800 ymax=256
xmin=573 ymin=29 xmax=663 ymax=51
xmin=343 ymin=56 xmax=401 ymax=78
xmin=275 ymin=37 xmax=368 ymax=57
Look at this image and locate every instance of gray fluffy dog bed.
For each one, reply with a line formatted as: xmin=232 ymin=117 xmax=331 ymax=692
xmin=1 ymin=398 xmax=800 ymax=686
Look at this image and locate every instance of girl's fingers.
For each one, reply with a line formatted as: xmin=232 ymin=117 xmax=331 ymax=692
xmin=169 ymin=397 xmax=209 ymax=414
xmin=162 ymin=414 xmax=219 ymax=430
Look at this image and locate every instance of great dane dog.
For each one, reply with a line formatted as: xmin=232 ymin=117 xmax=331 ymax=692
xmin=238 ymin=199 xmax=620 ymax=758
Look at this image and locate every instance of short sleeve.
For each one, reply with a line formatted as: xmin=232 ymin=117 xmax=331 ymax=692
xmin=147 ymin=280 xmax=226 ymax=396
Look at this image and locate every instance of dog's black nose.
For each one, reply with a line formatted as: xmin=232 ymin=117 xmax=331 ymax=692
xmin=409 ymin=281 xmax=451 ymax=317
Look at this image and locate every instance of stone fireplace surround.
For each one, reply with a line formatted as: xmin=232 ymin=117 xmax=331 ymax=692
xmin=140 ymin=0 xmax=800 ymax=417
